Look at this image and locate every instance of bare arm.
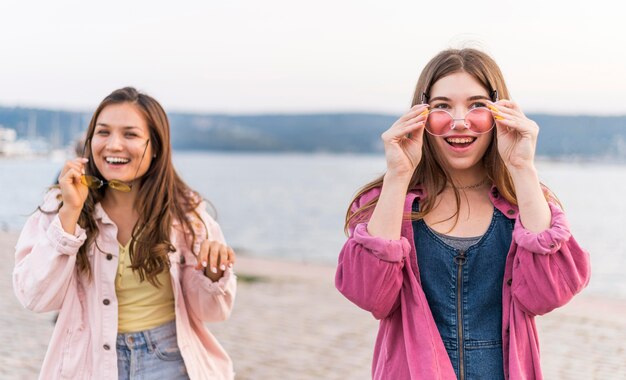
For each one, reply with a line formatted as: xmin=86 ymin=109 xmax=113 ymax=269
xmin=367 ymin=104 xmax=429 ymax=239
xmin=492 ymin=100 xmax=551 ymax=232
xmin=510 ymin=166 xmax=551 ymax=232
xmin=367 ymin=174 xmax=412 ymax=239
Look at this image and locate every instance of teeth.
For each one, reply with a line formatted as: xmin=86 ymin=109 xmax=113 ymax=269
xmin=105 ymin=157 xmax=130 ymax=164
xmin=446 ymin=137 xmax=475 ymax=144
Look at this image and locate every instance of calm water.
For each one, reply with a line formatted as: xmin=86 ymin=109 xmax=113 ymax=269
xmin=0 ymin=152 xmax=624 ymax=298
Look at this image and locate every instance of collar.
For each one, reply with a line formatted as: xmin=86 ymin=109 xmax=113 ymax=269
xmin=488 ymin=185 xmax=519 ymax=220
xmin=93 ymin=202 xmax=115 ymax=225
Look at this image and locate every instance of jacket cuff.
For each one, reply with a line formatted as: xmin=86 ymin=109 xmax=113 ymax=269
xmin=513 ymin=202 xmax=571 ymax=254
xmin=352 ymin=223 xmax=410 ymax=262
xmin=46 ymin=215 xmax=87 ymax=255
xmin=195 ymin=267 xmax=236 ymax=295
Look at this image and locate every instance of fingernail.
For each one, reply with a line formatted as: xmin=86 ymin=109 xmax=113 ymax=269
xmin=202 ymin=261 xmax=207 ymax=268
xmin=419 ymin=110 xmax=429 ymax=116
xmin=220 ymin=264 xmax=226 ymax=271
xmin=80 ymin=157 xmax=89 ymax=162
xmin=228 ymin=263 xmax=233 ymax=268
xmin=211 ymin=267 xmax=218 ymax=273
xmin=487 ymin=105 xmax=499 ymax=112
xmin=494 ymin=115 xmax=505 ymax=120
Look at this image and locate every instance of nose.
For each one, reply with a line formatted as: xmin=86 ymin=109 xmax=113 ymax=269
xmin=104 ymin=133 xmax=124 ymax=151
xmin=450 ymin=115 xmax=469 ymax=130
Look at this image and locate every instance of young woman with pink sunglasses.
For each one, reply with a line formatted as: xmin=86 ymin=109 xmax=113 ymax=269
xmin=336 ymin=49 xmax=590 ymax=380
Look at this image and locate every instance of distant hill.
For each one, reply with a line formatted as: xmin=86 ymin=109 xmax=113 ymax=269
xmin=1 ymin=106 xmax=625 ymax=159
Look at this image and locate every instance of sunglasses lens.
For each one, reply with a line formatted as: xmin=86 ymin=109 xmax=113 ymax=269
xmin=425 ymin=110 xmax=453 ymax=136
xmin=108 ymin=180 xmax=131 ymax=192
xmin=466 ymin=108 xmax=494 ymax=134
xmin=425 ymin=108 xmax=494 ymax=136
xmin=81 ymin=175 xmax=103 ymax=189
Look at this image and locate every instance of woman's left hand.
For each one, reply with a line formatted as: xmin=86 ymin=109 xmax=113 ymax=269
xmin=489 ymin=100 xmax=539 ymax=171
xmin=195 ymin=240 xmax=236 ymax=281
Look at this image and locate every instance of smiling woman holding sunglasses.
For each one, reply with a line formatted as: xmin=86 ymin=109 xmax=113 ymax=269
xmin=335 ymin=49 xmax=591 ymax=379
xmin=13 ymin=87 xmax=237 ymax=380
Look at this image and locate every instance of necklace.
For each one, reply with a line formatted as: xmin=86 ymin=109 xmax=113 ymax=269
xmin=447 ymin=177 xmax=489 ymax=190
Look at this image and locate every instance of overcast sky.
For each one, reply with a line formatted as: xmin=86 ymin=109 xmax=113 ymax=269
xmin=1 ymin=0 xmax=624 ymax=115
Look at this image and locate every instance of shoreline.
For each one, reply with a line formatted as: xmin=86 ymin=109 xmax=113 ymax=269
xmin=2 ymin=231 xmax=625 ymax=379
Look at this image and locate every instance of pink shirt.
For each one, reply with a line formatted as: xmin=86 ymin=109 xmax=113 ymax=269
xmin=335 ymin=186 xmax=590 ymax=379
xmin=13 ymin=189 xmax=237 ymax=380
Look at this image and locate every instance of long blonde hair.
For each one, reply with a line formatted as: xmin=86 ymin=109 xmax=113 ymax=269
xmin=345 ymin=48 xmax=518 ymax=233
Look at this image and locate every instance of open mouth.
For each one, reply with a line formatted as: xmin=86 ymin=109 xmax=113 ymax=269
xmin=444 ymin=136 xmax=477 ymax=149
xmin=105 ymin=156 xmax=130 ymax=166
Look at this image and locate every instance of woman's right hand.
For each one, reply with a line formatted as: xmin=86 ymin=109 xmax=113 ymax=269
xmin=57 ymin=158 xmax=90 ymax=229
xmin=380 ymin=104 xmax=429 ymax=180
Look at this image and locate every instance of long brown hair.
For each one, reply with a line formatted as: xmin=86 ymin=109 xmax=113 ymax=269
xmin=345 ymin=48 xmax=518 ymax=233
xmin=68 ymin=87 xmax=204 ymax=285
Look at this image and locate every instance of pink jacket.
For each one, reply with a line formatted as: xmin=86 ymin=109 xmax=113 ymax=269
xmin=335 ymin=186 xmax=590 ymax=379
xmin=13 ymin=189 xmax=237 ymax=380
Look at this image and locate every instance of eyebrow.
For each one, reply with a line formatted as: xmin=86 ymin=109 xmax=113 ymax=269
xmin=429 ymin=95 xmax=492 ymax=103
xmin=95 ymin=123 xmax=142 ymax=130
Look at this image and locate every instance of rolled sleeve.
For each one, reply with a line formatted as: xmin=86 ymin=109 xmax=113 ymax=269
xmin=191 ymin=267 xmax=236 ymax=296
xmin=513 ymin=202 xmax=571 ymax=254
xmin=336 ymin=223 xmax=408 ymax=319
xmin=182 ymin=266 xmax=237 ymax=322
xmin=13 ymin=199 xmax=86 ymax=313
xmin=353 ymin=223 xmax=412 ymax=262
xmin=46 ymin=216 xmax=87 ymax=255
xmin=510 ymin=203 xmax=590 ymax=316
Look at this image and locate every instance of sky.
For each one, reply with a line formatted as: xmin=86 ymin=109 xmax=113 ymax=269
xmin=1 ymin=0 xmax=624 ymax=116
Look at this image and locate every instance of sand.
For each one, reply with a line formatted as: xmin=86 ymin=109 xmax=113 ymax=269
xmin=1 ymin=232 xmax=624 ymax=379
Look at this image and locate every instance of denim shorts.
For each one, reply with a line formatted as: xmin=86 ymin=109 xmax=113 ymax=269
xmin=116 ymin=320 xmax=189 ymax=380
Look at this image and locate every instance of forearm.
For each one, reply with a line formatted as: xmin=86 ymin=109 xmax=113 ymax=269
xmin=58 ymin=205 xmax=81 ymax=235
xmin=366 ymin=173 xmax=411 ymax=240
xmin=510 ymin=166 xmax=551 ymax=232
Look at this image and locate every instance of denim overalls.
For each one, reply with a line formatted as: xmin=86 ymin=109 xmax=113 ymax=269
xmin=412 ymin=199 xmax=514 ymax=380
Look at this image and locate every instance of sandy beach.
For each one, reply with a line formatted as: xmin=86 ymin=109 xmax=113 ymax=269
xmin=1 ymin=231 xmax=625 ymax=379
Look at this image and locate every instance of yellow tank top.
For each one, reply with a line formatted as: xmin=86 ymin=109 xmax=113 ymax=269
xmin=115 ymin=241 xmax=176 ymax=333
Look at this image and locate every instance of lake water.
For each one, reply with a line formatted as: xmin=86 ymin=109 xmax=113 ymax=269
xmin=1 ymin=152 xmax=624 ymax=299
